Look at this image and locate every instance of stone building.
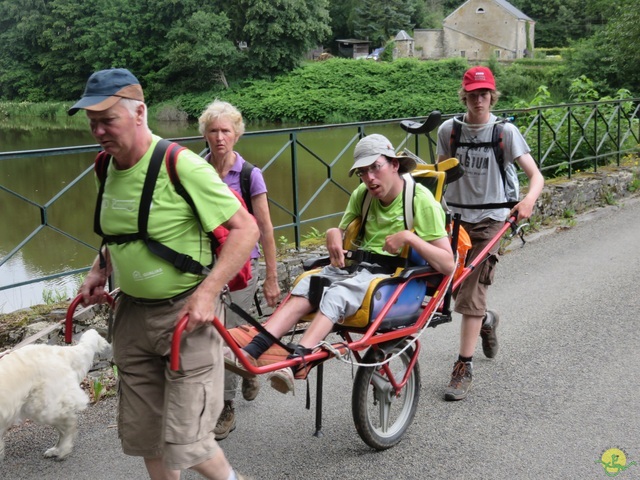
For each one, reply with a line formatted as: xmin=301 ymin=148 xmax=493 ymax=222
xmin=393 ymin=30 xmax=414 ymax=59
xmin=414 ymin=0 xmax=534 ymax=61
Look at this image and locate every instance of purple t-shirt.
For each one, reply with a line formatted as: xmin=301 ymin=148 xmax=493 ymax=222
xmin=206 ymin=151 xmax=267 ymax=259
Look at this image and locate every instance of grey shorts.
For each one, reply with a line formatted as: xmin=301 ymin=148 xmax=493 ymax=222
xmin=292 ymin=265 xmax=387 ymax=324
xmin=454 ymin=218 xmax=502 ymax=317
xmin=112 ymin=292 xmax=224 ymax=470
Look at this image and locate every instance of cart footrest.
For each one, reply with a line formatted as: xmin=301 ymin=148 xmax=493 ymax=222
xmin=428 ymin=313 xmax=452 ymax=328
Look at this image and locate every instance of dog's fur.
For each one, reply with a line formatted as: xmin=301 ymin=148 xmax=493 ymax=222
xmin=0 ymin=329 xmax=110 ymax=461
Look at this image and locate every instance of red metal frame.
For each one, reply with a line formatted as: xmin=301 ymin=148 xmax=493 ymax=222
xmin=65 ymin=216 xmax=518 ymax=379
xmin=169 ymin=216 xmax=518 ymax=374
xmin=64 ymin=292 xmax=114 ymax=344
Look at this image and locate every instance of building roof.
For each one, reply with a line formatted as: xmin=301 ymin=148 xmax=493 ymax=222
xmin=494 ymin=0 xmax=532 ymax=21
xmin=395 ymin=30 xmax=413 ymax=41
xmin=446 ymin=0 xmax=533 ymax=22
xmin=335 ymin=39 xmax=371 ymax=45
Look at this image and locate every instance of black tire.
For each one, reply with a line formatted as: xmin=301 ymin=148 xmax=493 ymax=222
xmin=351 ymin=341 xmax=421 ymax=450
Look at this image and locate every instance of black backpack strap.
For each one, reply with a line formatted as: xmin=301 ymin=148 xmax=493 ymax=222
xmin=239 ymin=160 xmax=256 ymax=215
xmin=447 ymin=200 xmax=519 ymax=209
xmin=492 ymin=120 xmax=506 ymax=185
xmin=93 ymin=151 xmax=111 ymax=238
xmin=449 ymin=115 xmax=464 ymax=159
xmin=449 ymin=116 xmax=512 ymax=206
xmin=92 ymin=140 xmax=212 ymax=276
xmin=138 ymin=139 xmax=170 ymax=235
xmin=145 ymin=141 xmax=212 ymax=275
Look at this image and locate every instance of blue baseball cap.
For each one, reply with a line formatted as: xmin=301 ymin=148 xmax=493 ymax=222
xmin=68 ymin=68 xmax=144 ymax=116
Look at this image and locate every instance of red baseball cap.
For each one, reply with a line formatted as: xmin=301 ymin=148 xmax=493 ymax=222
xmin=462 ymin=66 xmax=496 ymax=91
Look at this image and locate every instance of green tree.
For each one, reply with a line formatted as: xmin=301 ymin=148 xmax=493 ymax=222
xmin=410 ymin=0 xmax=428 ymax=28
xmin=0 ymin=0 xmax=63 ymax=100
xmin=328 ymin=0 xmax=427 ymax=46
xmin=353 ymin=0 xmax=415 ymax=47
xmin=328 ymin=0 xmax=359 ymax=40
xmin=233 ymin=0 xmax=331 ymax=77
xmin=0 ymin=0 xmax=244 ymax=101
xmin=148 ymin=10 xmax=239 ymax=99
xmin=511 ymin=0 xmax=613 ymax=48
xmin=567 ymin=0 xmax=640 ymax=94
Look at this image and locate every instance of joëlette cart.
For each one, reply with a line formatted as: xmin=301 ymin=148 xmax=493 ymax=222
xmin=65 ymin=112 xmax=526 ymax=451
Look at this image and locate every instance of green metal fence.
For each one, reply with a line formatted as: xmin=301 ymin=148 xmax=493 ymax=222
xmin=1 ymin=99 xmax=639 ymax=294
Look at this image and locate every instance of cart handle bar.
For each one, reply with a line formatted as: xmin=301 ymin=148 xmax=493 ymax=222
xmin=65 ymin=293 xmax=115 ymax=344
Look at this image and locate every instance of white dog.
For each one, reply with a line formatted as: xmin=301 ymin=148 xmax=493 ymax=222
xmin=0 ymin=329 xmax=110 ymax=461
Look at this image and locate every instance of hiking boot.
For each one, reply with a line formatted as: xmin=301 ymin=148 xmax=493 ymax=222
xmin=242 ymin=376 xmax=260 ymax=401
xmin=267 ymin=366 xmax=295 ymax=395
xmin=444 ymin=360 xmax=473 ymax=401
xmin=480 ymin=309 xmax=500 ymax=358
xmin=214 ymin=401 xmax=236 ymax=440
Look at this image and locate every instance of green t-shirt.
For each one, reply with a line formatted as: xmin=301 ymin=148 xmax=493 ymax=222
xmin=339 ymin=182 xmax=447 ymax=255
xmin=98 ymin=136 xmax=240 ymax=299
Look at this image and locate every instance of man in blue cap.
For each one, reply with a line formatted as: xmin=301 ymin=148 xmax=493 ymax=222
xmin=71 ymin=68 xmax=257 ymax=480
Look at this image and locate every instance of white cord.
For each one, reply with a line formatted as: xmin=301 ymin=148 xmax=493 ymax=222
xmin=315 ymin=274 xmax=454 ymax=369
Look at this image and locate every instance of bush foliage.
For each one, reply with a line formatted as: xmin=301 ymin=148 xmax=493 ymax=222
xmin=175 ymin=58 xmax=470 ymax=123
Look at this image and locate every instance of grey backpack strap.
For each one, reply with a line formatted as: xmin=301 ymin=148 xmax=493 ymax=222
xmin=402 ymin=173 xmax=415 ymax=231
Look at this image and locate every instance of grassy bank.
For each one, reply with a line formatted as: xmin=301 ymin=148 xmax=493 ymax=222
xmin=161 ymin=57 xmax=573 ymax=123
xmin=0 ymin=57 xmax=575 ymax=126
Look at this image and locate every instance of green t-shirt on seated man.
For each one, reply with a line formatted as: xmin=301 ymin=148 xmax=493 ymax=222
xmin=339 ymin=182 xmax=447 ymax=256
xmin=98 ymin=135 xmax=240 ymax=299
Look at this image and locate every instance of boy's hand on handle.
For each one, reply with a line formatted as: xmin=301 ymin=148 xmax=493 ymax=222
xmin=512 ymin=196 xmax=535 ymax=221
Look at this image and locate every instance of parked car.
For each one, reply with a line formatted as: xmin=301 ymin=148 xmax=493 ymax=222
xmin=366 ymin=47 xmax=384 ymax=61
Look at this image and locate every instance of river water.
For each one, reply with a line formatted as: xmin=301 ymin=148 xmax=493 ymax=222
xmin=0 ymin=118 xmax=203 ymax=313
xmin=0 ymin=116 xmax=423 ymax=313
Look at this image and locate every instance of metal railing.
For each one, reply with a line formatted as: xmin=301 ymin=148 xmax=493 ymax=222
xmin=1 ymin=99 xmax=639 ymax=294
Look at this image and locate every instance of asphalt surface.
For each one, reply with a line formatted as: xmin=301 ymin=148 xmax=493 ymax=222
xmin=2 ymin=196 xmax=640 ymax=480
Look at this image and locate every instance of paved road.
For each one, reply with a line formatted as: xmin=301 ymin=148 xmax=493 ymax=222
xmin=2 ymin=197 xmax=640 ymax=480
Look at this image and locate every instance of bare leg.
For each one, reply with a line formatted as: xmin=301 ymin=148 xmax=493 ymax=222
xmin=145 ymin=451 xmax=234 ymax=480
xmin=189 ymin=448 xmax=234 ymax=480
xmin=267 ymin=311 xmax=335 ymax=395
xmin=298 ymin=313 xmax=334 ymax=349
xmin=262 ymin=295 xmax=315 ymax=338
xmin=144 ymin=457 xmax=180 ymax=480
xmin=459 ymin=313 xmax=483 ymax=357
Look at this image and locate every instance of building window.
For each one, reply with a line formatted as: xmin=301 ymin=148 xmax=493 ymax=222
xmin=494 ymin=50 xmax=501 ymax=58
xmin=460 ymin=50 xmax=466 ymax=58
xmin=476 ymin=8 xmax=485 ymax=14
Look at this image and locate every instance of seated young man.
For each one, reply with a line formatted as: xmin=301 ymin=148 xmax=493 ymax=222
xmin=228 ymin=134 xmax=455 ymax=395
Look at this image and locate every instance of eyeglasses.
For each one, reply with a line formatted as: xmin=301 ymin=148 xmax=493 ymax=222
xmin=355 ymin=160 xmax=389 ymax=178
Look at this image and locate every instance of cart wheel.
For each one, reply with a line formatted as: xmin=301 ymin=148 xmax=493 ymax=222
xmin=351 ymin=340 xmax=420 ymax=450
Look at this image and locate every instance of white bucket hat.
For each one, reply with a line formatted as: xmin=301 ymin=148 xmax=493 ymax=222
xmin=349 ymin=134 xmax=416 ymax=177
